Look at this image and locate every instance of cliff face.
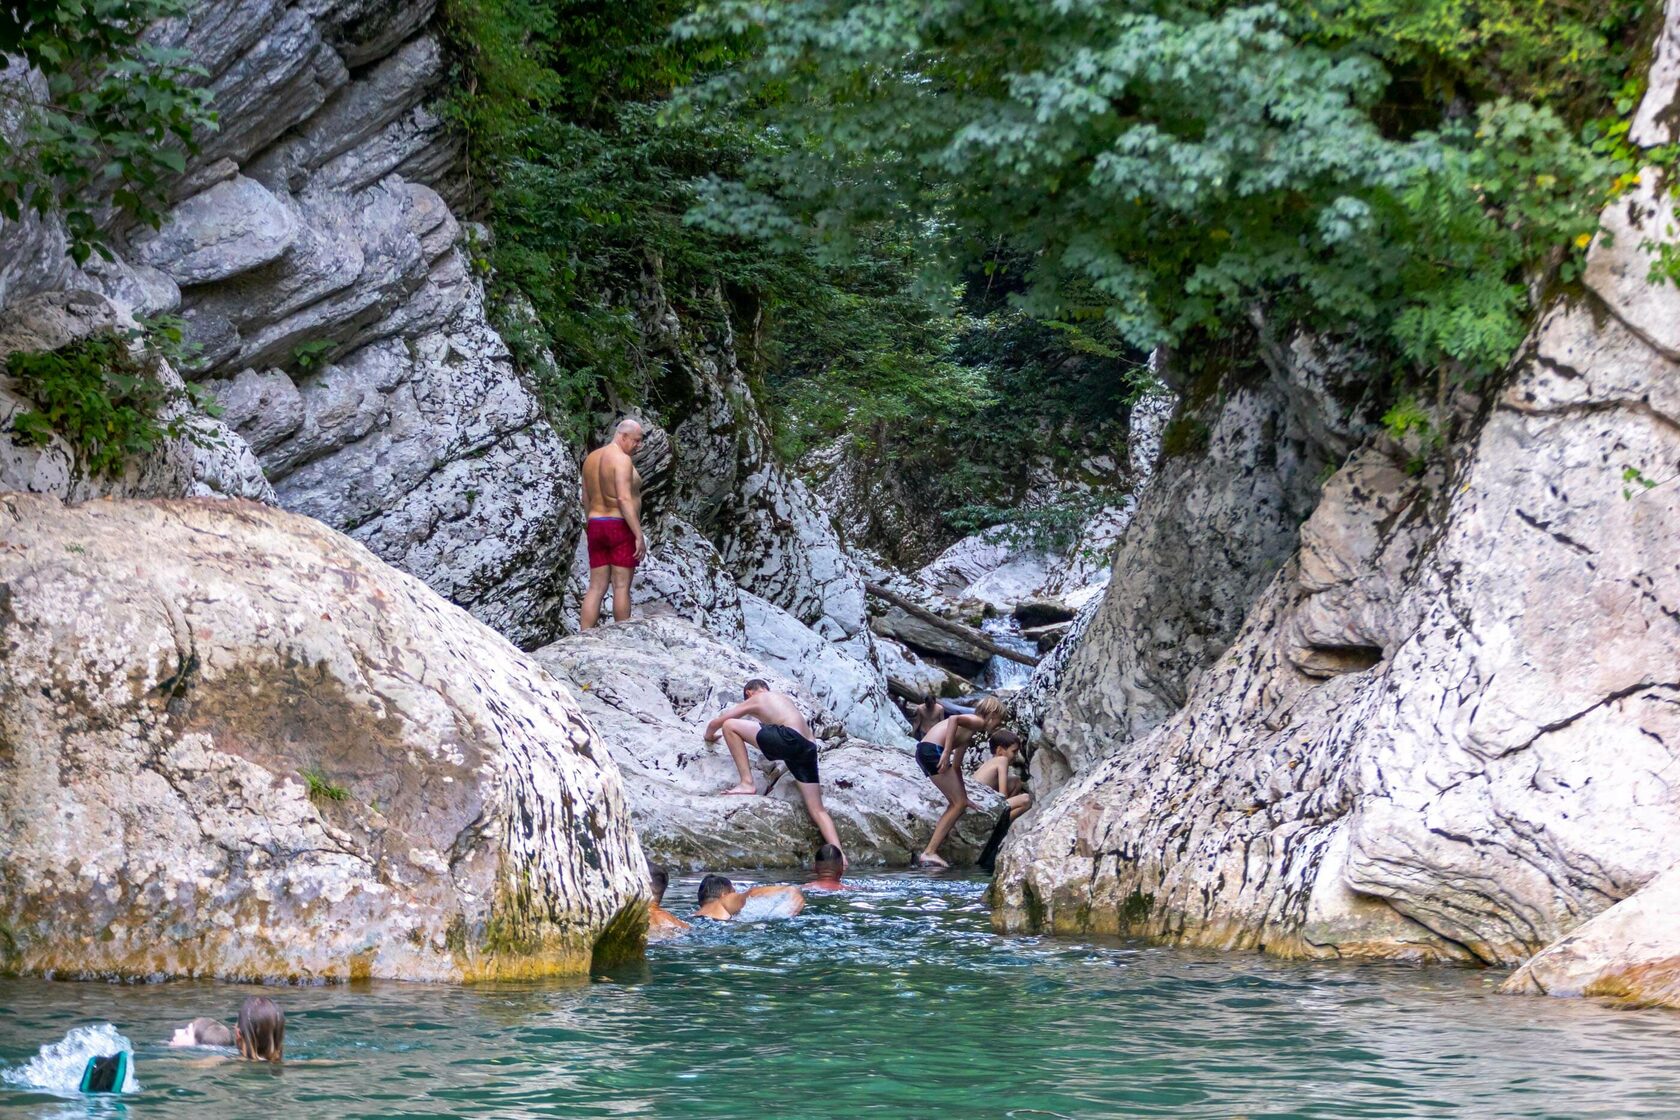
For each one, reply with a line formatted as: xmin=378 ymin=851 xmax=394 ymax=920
xmin=995 ymin=33 xmax=1680 ymax=988
xmin=0 ymin=1 xmax=580 ymax=648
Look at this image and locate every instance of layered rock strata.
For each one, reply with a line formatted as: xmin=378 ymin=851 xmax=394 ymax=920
xmin=0 ymin=495 xmax=646 ymax=982
xmin=0 ymin=1 xmax=579 ymax=649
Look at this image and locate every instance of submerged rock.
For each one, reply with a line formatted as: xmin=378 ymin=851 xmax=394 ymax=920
xmin=532 ymin=616 xmax=1001 ymax=869
xmin=0 ymin=496 xmax=646 ymax=982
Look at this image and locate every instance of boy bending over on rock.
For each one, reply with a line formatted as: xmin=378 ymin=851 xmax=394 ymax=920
xmin=914 ymin=696 xmax=1005 ymax=868
xmin=703 ymin=678 xmax=846 ymax=867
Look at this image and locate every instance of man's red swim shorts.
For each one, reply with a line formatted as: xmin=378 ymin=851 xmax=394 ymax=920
xmin=586 ymin=517 xmax=639 ymax=569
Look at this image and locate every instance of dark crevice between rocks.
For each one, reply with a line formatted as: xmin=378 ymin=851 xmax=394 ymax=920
xmin=1295 ymin=644 xmax=1384 ymax=680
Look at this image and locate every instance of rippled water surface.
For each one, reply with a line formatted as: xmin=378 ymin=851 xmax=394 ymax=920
xmin=4 ymin=872 xmax=1680 ymax=1118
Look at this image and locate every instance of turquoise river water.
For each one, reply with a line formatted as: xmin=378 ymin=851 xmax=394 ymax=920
xmin=3 ymin=871 xmax=1680 ymax=1119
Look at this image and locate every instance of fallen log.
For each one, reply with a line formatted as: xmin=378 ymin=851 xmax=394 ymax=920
xmin=864 ymin=583 xmax=1040 ymax=667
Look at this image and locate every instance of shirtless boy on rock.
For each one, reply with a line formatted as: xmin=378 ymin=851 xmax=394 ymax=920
xmin=704 ymin=678 xmax=846 ymax=867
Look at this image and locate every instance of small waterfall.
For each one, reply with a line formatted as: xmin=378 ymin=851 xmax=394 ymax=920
xmin=977 ymin=616 xmax=1036 ymax=690
xmin=2 ymin=1023 xmax=140 ymax=1094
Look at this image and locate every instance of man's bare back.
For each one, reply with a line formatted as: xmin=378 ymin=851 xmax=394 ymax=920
xmin=582 ymin=443 xmax=641 ymax=518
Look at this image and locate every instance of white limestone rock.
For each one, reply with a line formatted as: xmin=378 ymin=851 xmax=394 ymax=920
xmin=249 ymin=279 xmax=580 ymax=648
xmin=562 ymin=515 xmax=748 ymax=645
xmin=0 ymin=290 xmax=272 ymax=503
xmin=1502 ymin=862 xmax=1680 ymax=1007
xmin=134 ymin=176 xmax=299 ymax=287
xmin=532 ymin=616 xmax=1001 ymax=868
xmin=1583 ymin=172 xmax=1680 ymax=361
xmin=740 ymin=590 xmax=911 ymax=747
xmin=995 ymin=295 xmax=1680 ymax=973
xmin=0 ymin=494 xmax=646 ymax=982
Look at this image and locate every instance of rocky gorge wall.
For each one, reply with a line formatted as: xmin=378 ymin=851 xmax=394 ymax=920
xmin=995 ymin=25 xmax=1680 ymax=1003
xmin=0 ymin=0 xmax=907 ymax=745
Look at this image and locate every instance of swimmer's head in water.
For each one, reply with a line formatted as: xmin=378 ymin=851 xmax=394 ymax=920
xmin=813 ymin=844 xmax=844 ymax=878
xmin=991 ymin=729 xmax=1021 ymax=755
xmin=697 ymin=874 xmax=734 ymax=905
xmin=742 ymin=678 xmax=769 ymax=698
xmin=648 ymin=863 xmax=669 ymax=904
xmin=236 ymin=996 xmax=284 ymax=1062
xmin=975 ymin=696 xmax=1005 ymax=730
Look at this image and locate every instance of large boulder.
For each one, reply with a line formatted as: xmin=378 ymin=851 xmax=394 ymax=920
xmin=532 ymin=616 xmax=1001 ymax=869
xmin=995 ymin=252 xmax=1680 ymax=977
xmin=0 ymin=495 xmax=646 ymax=982
xmin=1501 ymin=862 xmax=1680 ymax=1007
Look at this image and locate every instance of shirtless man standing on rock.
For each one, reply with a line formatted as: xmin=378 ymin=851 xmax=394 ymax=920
xmin=704 ymin=678 xmax=846 ymax=866
xmin=580 ymin=418 xmax=646 ymax=630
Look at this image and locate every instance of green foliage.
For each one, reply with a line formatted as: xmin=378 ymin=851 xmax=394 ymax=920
xmin=674 ymin=0 xmax=1644 ymax=391
xmin=300 ymin=767 xmax=349 ymax=804
xmin=945 ymin=493 xmax=1114 ymax=553
xmin=6 ymin=324 xmax=214 ymax=479
xmin=1621 ymin=464 xmax=1662 ymax=500
xmin=1306 ymin=0 xmax=1643 ymax=121
xmin=290 ymin=340 xmax=335 ymax=373
xmin=0 ymin=0 xmax=217 ymax=264
xmin=1381 ymin=397 xmax=1433 ymax=439
xmin=444 ymin=0 xmax=969 ymax=444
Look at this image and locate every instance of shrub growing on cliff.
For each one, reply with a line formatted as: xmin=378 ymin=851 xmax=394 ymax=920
xmin=0 ymin=0 xmax=217 ymax=264
xmin=7 ymin=324 xmax=213 ymax=479
xmin=441 ymin=0 xmax=983 ymax=444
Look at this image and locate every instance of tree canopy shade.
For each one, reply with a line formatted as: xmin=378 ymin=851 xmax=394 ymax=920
xmin=673 ymin=0 xmax=1644 ymax=382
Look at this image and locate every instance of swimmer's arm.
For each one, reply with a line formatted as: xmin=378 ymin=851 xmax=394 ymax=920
xmin=745 ymin=885 xmax=805 ymax=915
xmin=612 ymin=451 xmax=645 ymax=561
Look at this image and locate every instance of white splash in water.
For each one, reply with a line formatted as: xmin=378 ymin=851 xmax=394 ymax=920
xmin=2 ymin=1023 xmax=140 ymax=1094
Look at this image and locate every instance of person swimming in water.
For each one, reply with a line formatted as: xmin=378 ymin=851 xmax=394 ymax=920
xmin=807 ymin=843 xmax=848 ymax=891
xmin=913 ymin=695 xmax=1006 ymax=868
xmin=169 ymin=1017 xmax=236 ymax=1049
xmin=647 ymin=863 xmax=691 ymax=940
xmin=234 ymin=996 xmax=285 ymax=1062
xmin=692 ymin=874 xmax=806 ymax=921
xmin=171 ymin=997 xmax=283 ymax=1062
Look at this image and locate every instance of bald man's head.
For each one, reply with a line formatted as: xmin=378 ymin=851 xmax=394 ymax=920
xmin=613 ymin=417 xmax=644 ymax=451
